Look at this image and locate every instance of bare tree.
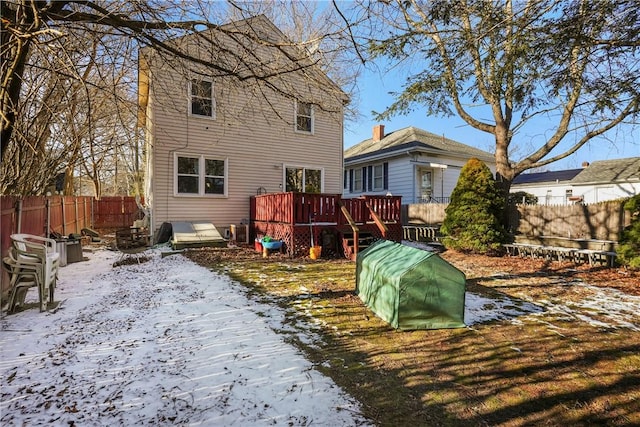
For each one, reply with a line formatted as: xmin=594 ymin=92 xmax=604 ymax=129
xmin=0 ymin=15 xmax=140 ymax=197
xmin=0 ymin=0 xmax=358 ymax=195
xmin=347 ymin=0 xmax=640 ymax=199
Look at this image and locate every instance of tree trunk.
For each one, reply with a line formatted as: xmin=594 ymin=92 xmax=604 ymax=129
xmin=0 ymin=1 xmax=46 ymax=160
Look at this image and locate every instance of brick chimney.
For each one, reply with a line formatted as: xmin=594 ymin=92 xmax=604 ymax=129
xmin=373 ymin=124 xmax=385 ymax=142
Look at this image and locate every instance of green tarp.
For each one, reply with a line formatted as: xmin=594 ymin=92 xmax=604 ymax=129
xmin=356 ymin=240 xmax=466 ymax=330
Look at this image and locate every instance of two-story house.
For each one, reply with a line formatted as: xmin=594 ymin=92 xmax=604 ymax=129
xmin=344 ymin=125 xmax=496 ymax=204
xmin=137 ymin=15 xmax=347 ymax=241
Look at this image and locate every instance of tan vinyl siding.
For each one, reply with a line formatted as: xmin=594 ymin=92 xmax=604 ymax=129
xmin=144 ymin=43 xmax=344 ymax=232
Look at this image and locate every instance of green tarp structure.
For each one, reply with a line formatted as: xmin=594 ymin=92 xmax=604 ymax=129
xmin=356 ymin=240 xmax=466 ymax=330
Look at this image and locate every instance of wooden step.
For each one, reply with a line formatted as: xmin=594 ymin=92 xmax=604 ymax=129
xmin=341 ymin=231 xmax=375 ymax=260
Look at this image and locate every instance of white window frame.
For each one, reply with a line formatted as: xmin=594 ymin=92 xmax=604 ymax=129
xmin=373 ymin=164 xmax=384 ymax=191
xmin=284 ymin=165 xmax=323 ymax=193
xmin=189 ymin=79 xmax=216 ymax=119
xmin=353 ymin=168 xmax=363 ymax=192
xmin=295 ymin=101 xmax=314 ymax=134
xmin=174 ymin=153 xmax=227 ymax=197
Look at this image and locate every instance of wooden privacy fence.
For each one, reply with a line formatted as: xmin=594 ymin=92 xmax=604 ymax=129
xmin=509 ymin=201 xmax=631 ymax=241
xmin=403 ymin=200 xmax=631 ymax=242
xmin=404 ymin=203 xmax=448 ymax=226
xmin=1 ymin=196 xmax=141 ymax=298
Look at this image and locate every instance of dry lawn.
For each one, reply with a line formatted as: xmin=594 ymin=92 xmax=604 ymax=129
xmin=185 ymin=245 xmax=640 ymax=427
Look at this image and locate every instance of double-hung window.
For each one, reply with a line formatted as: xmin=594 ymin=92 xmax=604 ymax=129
xmin=190 ymin=79 xmax=215 ymax=118
xmin=346 ymin=162 xmax=388 ymax=193
xmin=175 ymin=154 xmax=226 ymax=196
xmin=295 ymin=101 xmax=313 ymax=133
xmin=353 ymin=168 xmax=363 ymax=192
xmin=372 ymin=164 xmax=384 ymax=190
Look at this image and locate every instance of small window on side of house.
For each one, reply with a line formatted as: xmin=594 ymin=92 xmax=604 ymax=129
xmin=190 ymin=79 xmax=215 ymax=118
xmin=295 ymin=101 xmax=313 ymax=133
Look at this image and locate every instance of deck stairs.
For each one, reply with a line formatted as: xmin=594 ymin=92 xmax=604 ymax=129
xmin=341 ymin=229 xmax=376 ymax=260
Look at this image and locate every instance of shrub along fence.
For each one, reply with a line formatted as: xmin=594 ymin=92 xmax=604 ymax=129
xmin=1 ymin=196 xmax=141 ymax=298
xmin=403 ymin=200 xmax=631 ymax=242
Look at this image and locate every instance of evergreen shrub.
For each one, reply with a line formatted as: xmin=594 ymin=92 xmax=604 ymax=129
xmin=441 ymin=158 xmax=507 ymax=254
xmin=618 ymin=195 xmax=640 ymax=269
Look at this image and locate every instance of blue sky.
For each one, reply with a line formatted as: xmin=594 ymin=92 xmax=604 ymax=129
xmin=343 ymin=68 xmax=639 ymax=172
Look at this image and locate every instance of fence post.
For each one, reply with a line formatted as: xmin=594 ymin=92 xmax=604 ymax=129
xmin=75 ymin=197 xmax=79 ymax=234
xmin=61 ymin=196 xmax=66 ymax=236
xmin=46 ymin=197 xmax=51 ymax=236
xmin=16 ymin=199 xmax=22 ymax=233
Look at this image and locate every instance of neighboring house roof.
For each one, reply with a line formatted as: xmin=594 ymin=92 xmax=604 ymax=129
xmin=512 ymin=169 xmax=583 ymax=185
xmin=344 ymin=126 xmax=494 ymax=163
xmin=570 ymin=157 xmax=640 ymax=185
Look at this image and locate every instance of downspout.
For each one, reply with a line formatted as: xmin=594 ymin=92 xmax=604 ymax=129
xmin=407 ymin=150 xmax=417 ymax=204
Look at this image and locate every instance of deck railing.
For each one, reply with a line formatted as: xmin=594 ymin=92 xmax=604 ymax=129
xmin=251 ymin=192 xmax=402 ymax=225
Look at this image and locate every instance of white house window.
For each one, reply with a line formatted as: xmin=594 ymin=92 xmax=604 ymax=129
xmin=176 ymin=154 xmax=226 ymax=196
xmin=295 ymin=101 xmax=313 ymax=133
xmin=190 ymin=79 xmax=215 ymax=118
xmin=204 ymin=159 xmax=225 ymax=194
xmin=177 ymin=156 xmax=199 ymax=194
xmin=285 ymin=166 xmax=322 ymax=193
xmin=373 ymin=164 xmax=384 ymax=190
xmin=353 ymin=168 xmax=363 ymax=192
xmin=346 ymin=163 xmax=388 ymax=193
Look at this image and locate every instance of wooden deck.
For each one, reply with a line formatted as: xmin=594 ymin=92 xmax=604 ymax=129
xmin=250 ymin=193 xmax=402 ymax=259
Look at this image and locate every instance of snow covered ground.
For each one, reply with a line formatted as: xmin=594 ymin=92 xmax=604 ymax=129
xmin=1 ymin=245 xmax=638 ymax=426
xmin=0 ymin=249 xmax=370 ymax=426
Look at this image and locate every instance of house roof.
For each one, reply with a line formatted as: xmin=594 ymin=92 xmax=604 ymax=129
xmin=512 ymin=169 xmax=584 ymax=185
xmin=137 ymin=15 xmax=347 ymax=128
xmin=344 ymin=126 xmax=494 ymax=163
xmin=570 ymin=157 xmax=640 ymax=185
xmin=511 ymin=157 xmax=640 ymax=187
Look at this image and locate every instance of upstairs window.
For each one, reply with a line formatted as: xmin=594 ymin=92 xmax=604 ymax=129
xmin=295 ymin=101 xmax=313 ymax=133
xmin=190 ymin=79 xmax=215 ymax=118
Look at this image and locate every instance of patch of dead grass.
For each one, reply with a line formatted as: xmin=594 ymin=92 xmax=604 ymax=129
xmin=185 ymin=246 xmax=640 ymax=427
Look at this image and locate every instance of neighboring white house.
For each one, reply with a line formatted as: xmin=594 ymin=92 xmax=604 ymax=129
xmin=510 ymin=168 xmax=585 ymax=204
xmin=343 ymin=125 xmax=496 ymax=204
xmin=511 ymin=157 xmax=640 ymax=204
xmin=137 ymin=15 xmax=347 ymax=235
